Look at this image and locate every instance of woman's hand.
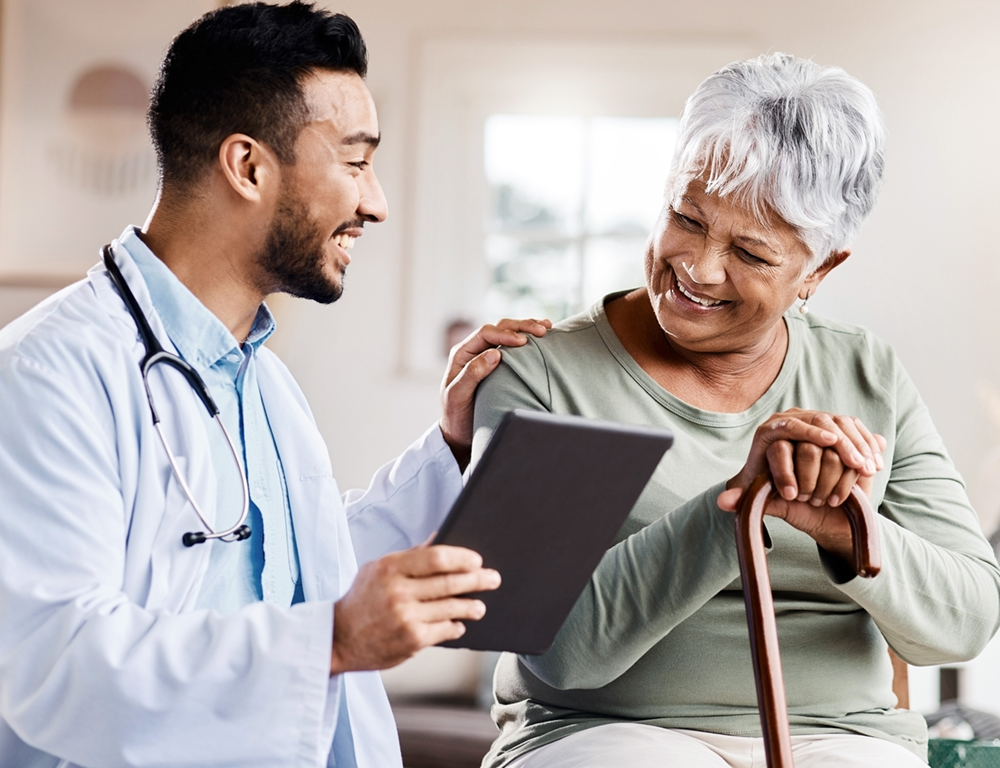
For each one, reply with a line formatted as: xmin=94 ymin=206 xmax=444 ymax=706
xmin=439 ymin=318 xmax=551 ymax=471
xmin=716 ymin=409 xmax=886 ymax=560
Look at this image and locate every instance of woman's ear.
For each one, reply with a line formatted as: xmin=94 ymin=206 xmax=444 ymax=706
xmin=801 ymin=250 xmax=850 ymax=297
xmin=217 ymin=133 xmax=279 ymax=203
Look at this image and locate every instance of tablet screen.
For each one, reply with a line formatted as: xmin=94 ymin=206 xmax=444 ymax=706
xmin=434 ymin=409 xmax=673 ymax=654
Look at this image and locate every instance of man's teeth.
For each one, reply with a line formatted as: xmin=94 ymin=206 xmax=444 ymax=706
xmin=677 ymin=280 xmax=723 ymax=307
xmin=333 ymin=234 xmax=356 ymax=249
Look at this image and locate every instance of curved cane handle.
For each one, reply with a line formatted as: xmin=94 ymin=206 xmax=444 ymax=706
xmin=735 ymin=474 xmax=881 ymax=768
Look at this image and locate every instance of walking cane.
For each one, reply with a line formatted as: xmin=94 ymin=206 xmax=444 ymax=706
xmin=735 ymin=474 xmax=882 ymax=768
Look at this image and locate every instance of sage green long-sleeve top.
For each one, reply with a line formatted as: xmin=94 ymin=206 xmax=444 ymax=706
xmin=471 ymin=297 xmax=1000 ymax=767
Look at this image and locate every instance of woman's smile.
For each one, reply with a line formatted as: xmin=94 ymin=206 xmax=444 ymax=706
xmin=671 ymin=271 xmax=730 ymax=311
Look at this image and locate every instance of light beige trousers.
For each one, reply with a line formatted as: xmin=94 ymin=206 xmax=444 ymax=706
xmin=505 ymin=722 xmax=926 ymax=767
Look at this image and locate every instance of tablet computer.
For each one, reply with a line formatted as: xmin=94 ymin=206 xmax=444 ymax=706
xmin=433 ymin=409 xmax=673 ymax=654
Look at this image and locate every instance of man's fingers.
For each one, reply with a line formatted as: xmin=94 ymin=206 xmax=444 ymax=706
xmin=392 ymin=544 xmax=486 ymax=577
xmin=421 ymin=620 xmax=469 ymax=646
xmin=440 ymin=349 xmax=502 ymax=441
xmin=414 ymin=596 xmax=489 ymax=624
xmin=408 ymin=569 xmax=502 ymax=601
xmin=446 ymin=348 xmax=502 ymax=399
xmin=494 ymin=317 xmax=551 ymax=335
xmin=444 ymin=319 xmax=550 ymax=385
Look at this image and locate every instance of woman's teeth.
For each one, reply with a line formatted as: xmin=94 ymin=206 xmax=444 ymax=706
xmin=677 ymin=280 xmax=724 ymax=307
xmin=333 ymin=234 xmax=356 ymax=249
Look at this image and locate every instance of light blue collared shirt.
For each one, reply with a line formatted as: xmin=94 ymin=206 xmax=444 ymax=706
xmin=122 ymin=228 xmax=302 ymax=613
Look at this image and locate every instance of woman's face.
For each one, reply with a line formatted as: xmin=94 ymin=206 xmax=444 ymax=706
xmin=645 ymin=178 xmax=826 ymax=355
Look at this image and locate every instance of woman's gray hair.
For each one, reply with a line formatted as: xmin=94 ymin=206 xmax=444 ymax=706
xmin=667 ymin=53 xmax=885 ymax=268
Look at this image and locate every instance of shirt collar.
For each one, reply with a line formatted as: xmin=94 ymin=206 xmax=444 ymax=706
xmin=118 ymin=226 xmax=276 ymax=372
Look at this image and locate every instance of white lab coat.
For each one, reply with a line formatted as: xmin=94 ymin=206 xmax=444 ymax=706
xmin=0 ymin=242 xmax=463 ymax=767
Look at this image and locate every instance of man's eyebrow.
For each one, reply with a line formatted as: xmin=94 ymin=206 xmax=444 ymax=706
xmin=343 ymin=131 xmax=381 ymax=148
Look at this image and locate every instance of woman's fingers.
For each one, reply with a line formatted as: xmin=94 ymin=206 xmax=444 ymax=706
xmin=833 ymin=414 xmax=880 ymax=474
xmin=827 ymin=464 xmax=860 ymax=508
xmin=811 ymin=449 xmax=856 ymax=506
xmin=793 ymin=442 xmax=824 ymax=501
xmin=797 ymin=410 xmax=882 ymax=475
xmin=769 ymin=441 xmax=861 ymax=507
xmin=765 ymin=440 xmax=798 ymax=500
xmin=731 ymin=409 xmax=887 ymax=507
xmin=731 ymin=415 xmax=839 ymax=495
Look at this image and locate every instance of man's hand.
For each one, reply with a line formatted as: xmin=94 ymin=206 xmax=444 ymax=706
xmin=329 ymin=544 xmax=501 ymax=675
xmin=716 ymin=409 xmax=886 ymax=560
xmin=439 ymin=318 xmax=551 ymax=470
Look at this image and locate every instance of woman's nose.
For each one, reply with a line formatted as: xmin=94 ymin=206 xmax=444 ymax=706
xmin=681 ymin=247 xmax=726 ymax=284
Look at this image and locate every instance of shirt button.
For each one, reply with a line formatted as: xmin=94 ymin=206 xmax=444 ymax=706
xmin=226 ymin=353 xmax=241 ymax=363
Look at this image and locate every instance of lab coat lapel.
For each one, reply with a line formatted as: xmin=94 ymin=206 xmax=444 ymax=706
xmin=256 ymin=353 xmax=345 ymax=603
xmin=90 ymin=244 xmax=216 ymax=612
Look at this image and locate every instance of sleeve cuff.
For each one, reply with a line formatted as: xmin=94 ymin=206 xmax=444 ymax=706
xmin=817 ymin=544 xmax=858 ymax=584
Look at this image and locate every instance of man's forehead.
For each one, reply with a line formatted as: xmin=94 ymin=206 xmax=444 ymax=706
xmin=301 ymin=69 xmax=379 ymax=138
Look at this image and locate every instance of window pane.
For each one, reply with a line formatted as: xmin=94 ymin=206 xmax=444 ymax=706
xmin=582 ymin=236 xmax=648 ymax=308
xmin=585 ymin=117 xmax=679 ymax=236
xmin=484 ymin=115 xmax=585 ymax=236
xmin=484 ymin=234 xmax=581 ymax=321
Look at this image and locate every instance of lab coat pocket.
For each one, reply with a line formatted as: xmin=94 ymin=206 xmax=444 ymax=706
xmin=146 ymin=456 xmax=213 ymax=612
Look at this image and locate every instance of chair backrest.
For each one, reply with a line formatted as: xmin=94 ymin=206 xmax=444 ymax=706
xmin=889 ymin=648 xmax=910 ymax=709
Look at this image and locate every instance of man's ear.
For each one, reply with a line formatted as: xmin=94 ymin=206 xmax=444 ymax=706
xmin=217 ymin=134 xmax=278 ymax=203
xmin=801 ymin=249 xmax=850 ymax=297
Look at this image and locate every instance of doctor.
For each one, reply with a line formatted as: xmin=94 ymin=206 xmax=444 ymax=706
xmin=0 ymin=3 xmax=547 ymax=767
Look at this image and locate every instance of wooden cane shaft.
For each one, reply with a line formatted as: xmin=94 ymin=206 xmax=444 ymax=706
xmin=735 ymin=475 xmax=881 ymax=768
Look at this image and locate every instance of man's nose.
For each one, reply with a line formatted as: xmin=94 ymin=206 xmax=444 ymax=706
xmin=358 ymin=172 xmax=388 ymax=223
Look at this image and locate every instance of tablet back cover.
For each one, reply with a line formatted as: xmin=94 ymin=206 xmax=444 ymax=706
xmin=434 ymin=410 xmax=672 ymax=654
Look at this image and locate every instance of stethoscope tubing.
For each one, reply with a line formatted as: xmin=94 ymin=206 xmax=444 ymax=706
xmin=102 ymin=244 xmax=251 ymax=547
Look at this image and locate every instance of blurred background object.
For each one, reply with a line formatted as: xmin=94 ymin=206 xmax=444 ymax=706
xmin=0 ymin=0 xmax=215 ymax=288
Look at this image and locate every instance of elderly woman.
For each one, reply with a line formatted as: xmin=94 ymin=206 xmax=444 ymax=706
xmin=471 ymin=54 xmax=1000 ymax=768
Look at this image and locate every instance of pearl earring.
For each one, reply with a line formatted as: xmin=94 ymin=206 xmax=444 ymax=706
xmin=798 ymin=291 xmax=812 ymax=315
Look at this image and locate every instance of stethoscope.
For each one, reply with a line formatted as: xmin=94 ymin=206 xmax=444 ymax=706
xmin=102 ymin=244 xmax=251 ymax=547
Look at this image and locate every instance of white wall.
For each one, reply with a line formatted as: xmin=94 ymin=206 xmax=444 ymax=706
xmin=296 ymin=0 xmax=1000 ymax=515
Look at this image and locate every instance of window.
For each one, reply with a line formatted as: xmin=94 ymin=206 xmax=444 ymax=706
xmin=400 ymin=37 xmax=753 ymax=373
xmin=483 ymin=115 xmax=678 ymax=322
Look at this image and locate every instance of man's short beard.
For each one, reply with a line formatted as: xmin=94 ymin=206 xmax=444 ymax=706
xmin=256 ymin=189 xmax=343 ymax=305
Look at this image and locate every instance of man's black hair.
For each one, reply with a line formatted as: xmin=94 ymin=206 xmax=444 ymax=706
xmin=148 ymin=1 xmax=368 ymax=187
